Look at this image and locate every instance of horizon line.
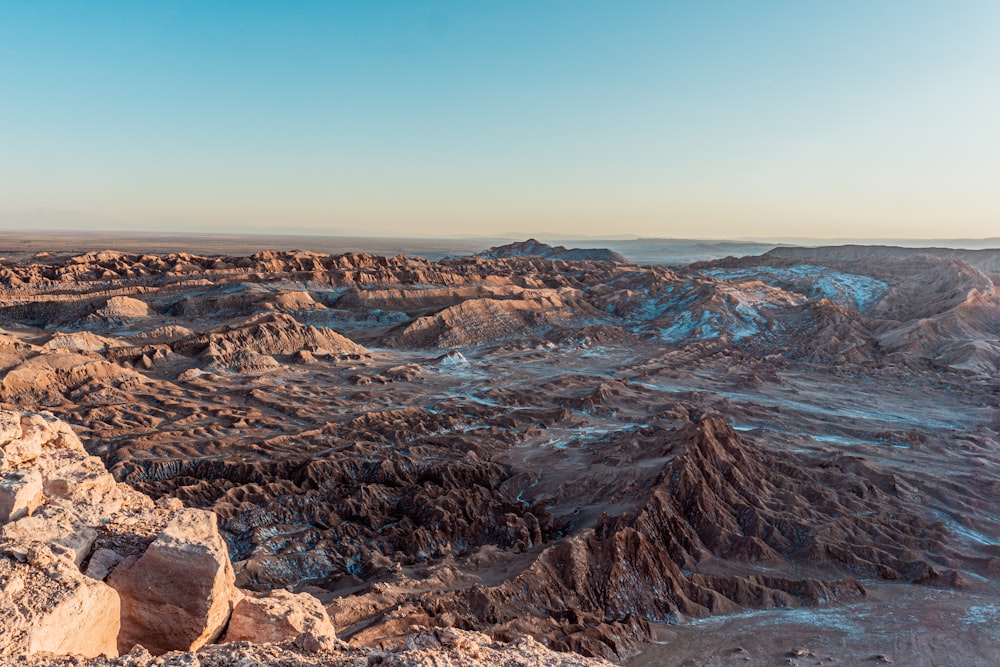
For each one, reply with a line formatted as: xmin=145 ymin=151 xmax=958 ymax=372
xmin=2 ymin=226 xmax=999 ymax=247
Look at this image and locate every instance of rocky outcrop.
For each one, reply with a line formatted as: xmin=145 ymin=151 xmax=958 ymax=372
xmin=391 ymin=296 xmax=574 ymax=348
xmin=0 ymin=469 xmax=42 ymax=522
xmin=25 ymin=628 xmax=614 ymax=667
xmin=763 ymin=244 xmax=1000 ymax=275
xmin=290 ymin=417 xmax=956 ymax=661
xmin=477 ymin=419 xmax=945 ymax=630
xmin=0 ymin=409 xmax=324 ymax=662
xmin=223 ymin=589 xmax=339 ymax=650
xmin=1 ymin=544 xmax=121 ymax=659
xmin=0 ymin=411 xmax=134 ymax=660
xmin=172 ymin=312 xmax=367 ymax=359
xmin=93 ymin=296 xmax=151 ymax=320
xmin=689 ymin=252 xmax=1000 ymax=376
xmin=0 ymin=249 xmax=471 ymax=289
xmin=0 ymin=353 xmax=149 ymax=408
xmin=108 ymin=509 xmax=239 ymax=654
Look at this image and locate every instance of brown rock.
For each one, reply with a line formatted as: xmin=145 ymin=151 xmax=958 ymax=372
xmin=2 ymin=505 xmax=98 ymax=567
xmin=294 ymin=349 xmax=318 ymax=364
xmin=1 ymin=550 xmax=121 ymax=659
xmin=223 ymin=589 xmax=339 ymax=651
xmin=85 ymin=548 xmax=125 ymax=581
xmin=36 ymin=447 xmax=126 ymax=522
xmin=4 ymin=412 xmax=85 ymax=469
xmin=18 ymin=627 xmax=616 ymax=666
xmin=94 ymin=296 xmax=151 ymax=319
xmin=22 ymin=412 xmax=78 ymax=448
xmin=2 ymin=426 xmax=43 ymax=467
xmin=108 ymin=509 xmax=239 ymax=655
xmin=26 ymin=571 xmax=121 ymax=658
xmin=0 ymin=410 xmax=22 ymax=447
xmin=0 ymin=469 xmax=43 ymax=522
xmin=175 ymin=312 xmax=366 ymax=358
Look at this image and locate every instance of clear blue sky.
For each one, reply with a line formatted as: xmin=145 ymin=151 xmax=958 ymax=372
xmin=1 ymin=1 xmax=998 ymax=239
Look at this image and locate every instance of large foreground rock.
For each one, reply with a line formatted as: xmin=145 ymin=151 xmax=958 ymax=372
xmin=0 ymin=409 xmax=249 ymax=661
xmin=0 ymin=544 xmax=120 ymax=659
xmin=0 ymin=410 xmax=123 ymax=659
xmin=223 ymin=589 xmax=340 ymax=650
xmin=108 ymin=508 xmax=239 ymax=654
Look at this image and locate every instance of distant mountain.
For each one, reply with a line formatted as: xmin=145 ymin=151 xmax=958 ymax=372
xmin=746 ymin=237 xmax=1000 ymax=250
xmin=476 ymin=238 xmax=630 ymax=263
xmin=764 ymin=244 xmax=1000 ymax=274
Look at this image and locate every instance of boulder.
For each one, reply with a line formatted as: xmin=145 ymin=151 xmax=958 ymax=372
xmin=1 ymin=548 xmax=121 ymax=659
xmin=223 ymin=589 xmax=339 ymax=651
xmin=0 ymin=411 xmax=22 ymax=447
xmin=36 ymin=447 xmax=126 ymax=522
xmin=2 ymin=412 xmax=84 ymax=470
xmin=20 ymin=412 xmax=81 ymax=452
xmin=85 ymin=547 xmax=125 ymax=581
xmin=108 ymin=508 xmax=239 ymax=655
xmin=2 ymin=428 xmax=42 ymax=467
xmin=2 ymin=505 xmax=97 ymax=567
xmin=0 ymin=469 xmax=43 ymax=522
xmin=26 ymin=565 xmax=122 ymax=658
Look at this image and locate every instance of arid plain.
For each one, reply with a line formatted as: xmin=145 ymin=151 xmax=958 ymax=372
xmin=1 ymin=234 xmax=998 ymax=666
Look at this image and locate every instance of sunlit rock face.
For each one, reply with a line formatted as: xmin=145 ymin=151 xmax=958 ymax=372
xmin=108 ymin=509 xmax=240 ymax=654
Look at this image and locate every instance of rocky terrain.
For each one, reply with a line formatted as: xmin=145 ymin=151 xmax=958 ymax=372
xmin=0 ymin=238 xmax=998 ymax=665
xmin=1 ymin=409 xmax=609 ymax=667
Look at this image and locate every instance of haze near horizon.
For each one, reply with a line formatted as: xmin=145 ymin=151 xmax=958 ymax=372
xmin=1 ymin=1 xmax=998 ymax=240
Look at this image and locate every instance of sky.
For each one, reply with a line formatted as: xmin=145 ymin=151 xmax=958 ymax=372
xmin=1 ymin=1 xmax=998 ymax=240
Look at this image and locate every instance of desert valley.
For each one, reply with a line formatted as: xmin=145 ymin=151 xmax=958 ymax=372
xmin=1 ymin=236 xmax=998 ymax=666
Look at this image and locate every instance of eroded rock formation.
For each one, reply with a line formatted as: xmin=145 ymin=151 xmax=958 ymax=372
xmin=0 ymin=409 xmax=337 ymax=661
xmin=0 ymin=242 xmax=997 ymax=665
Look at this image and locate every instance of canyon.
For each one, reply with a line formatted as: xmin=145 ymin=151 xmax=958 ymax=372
xmin=0 ymin=237 xmax=997 ymax=666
